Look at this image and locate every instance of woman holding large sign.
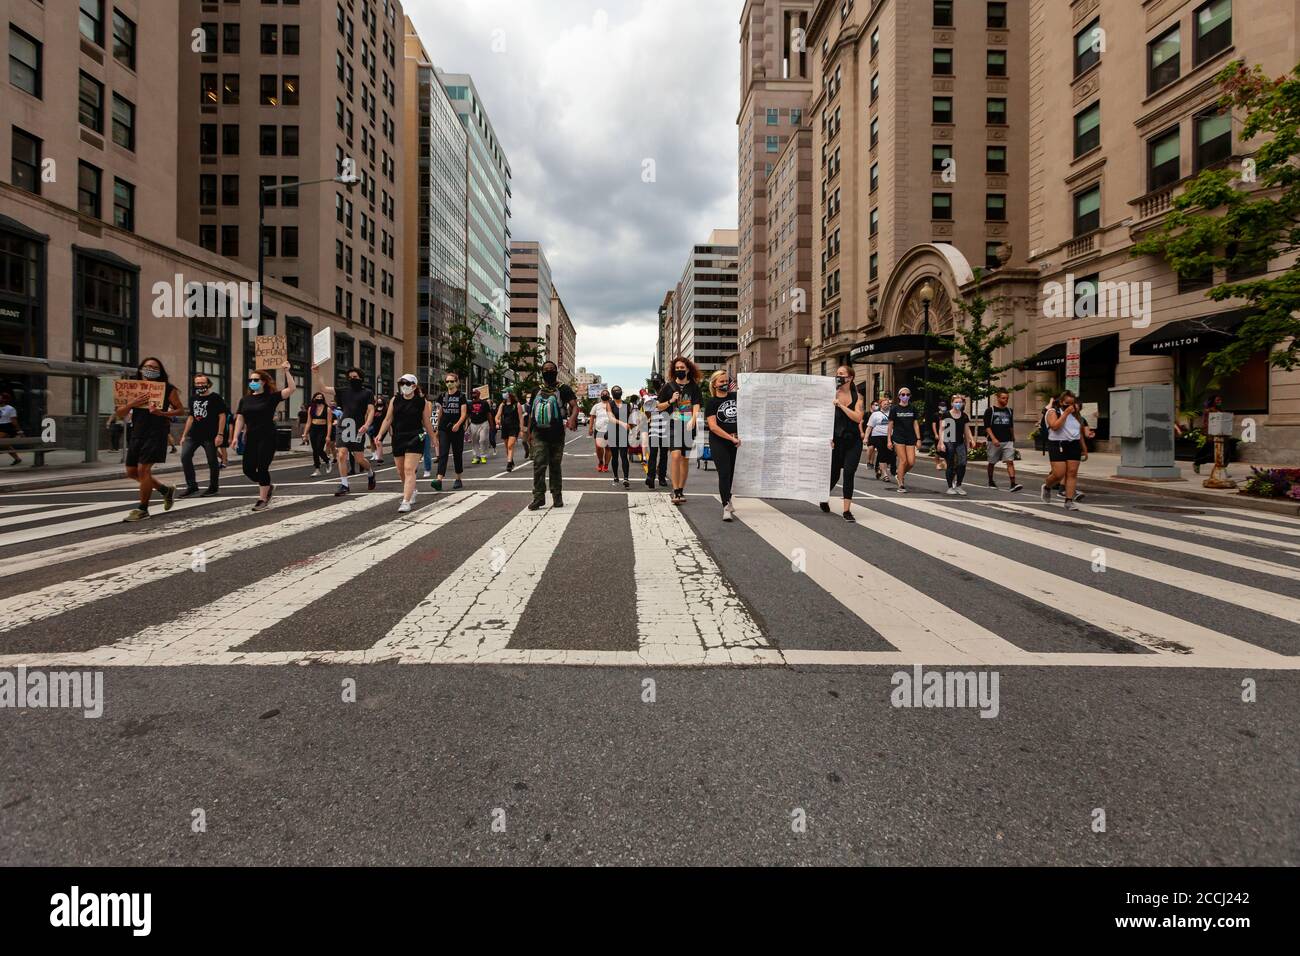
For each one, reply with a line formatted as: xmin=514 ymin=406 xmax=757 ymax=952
xmin=116 ymin=357 xmax=185 ymax=523
xmin=820 ymin=366 xmax=866 ymax=521
xmin=231 ymin=362 xmax=298 ymax=512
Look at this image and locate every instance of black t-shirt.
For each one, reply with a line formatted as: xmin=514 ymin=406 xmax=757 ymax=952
xmin=984 ymin=406 xmax=1015 ymax=443
xmin=130 ymin=385 xmax=180 ymax=443
xmin=237 ymin=391 xmax=283 ymax=437
xmin=888 ymin=404 xmax=919 ymax=444
xmin=657 ymin=381 xmax=703 ymax=426
xmin=188 ymin=392 xmax=228 ymax=443
xmin=939 ymin=413 xmax=971 ymax=447
xmin=468 ymin=398 xmax=492 ymax=424
xmin=338 ymin=385 xmax=375 ymax=432
xmin=438 ymin=391 xmax=465 ymax=431
xmin=706 ymin=395 xmax=738 ymax=436
xmin=529 ymin=385 xmax=576 ymax=441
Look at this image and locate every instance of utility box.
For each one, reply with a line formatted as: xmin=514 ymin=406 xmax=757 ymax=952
xmin=1108 ymin=385 xmax=1181 ymax=479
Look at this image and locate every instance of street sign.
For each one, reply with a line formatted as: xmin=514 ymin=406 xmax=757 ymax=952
xmin=1065 ymin=337 xmax=1081 ymax=394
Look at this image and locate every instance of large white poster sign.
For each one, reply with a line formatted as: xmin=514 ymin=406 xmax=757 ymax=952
xmin=732 ymin=373 xmax=836 ymax=504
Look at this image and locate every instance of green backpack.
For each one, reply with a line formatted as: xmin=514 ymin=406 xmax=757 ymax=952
xmin=532 ymin=388 xmax=562 ymax=429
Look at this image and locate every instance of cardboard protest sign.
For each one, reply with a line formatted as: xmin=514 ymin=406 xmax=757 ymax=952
xmin=255 ymin=335 xmax=288 ymax=370
xmin=312 ymin=327 xmax=332 ymax=368
xmin=114 ymin=380 xmax=167 ymax=411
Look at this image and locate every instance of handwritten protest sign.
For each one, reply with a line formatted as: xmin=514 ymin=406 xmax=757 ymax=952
xmin=114 ymin=380 xmax=167 ymax=411
xmin=255 ymin=335 xmax=288 ymax=370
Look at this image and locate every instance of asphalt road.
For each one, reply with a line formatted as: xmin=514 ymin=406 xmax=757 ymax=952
xmin=1 ymin=433 xmax=1296 ymax=865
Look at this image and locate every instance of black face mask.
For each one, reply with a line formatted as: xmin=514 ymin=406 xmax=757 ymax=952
xmin=543 ymin=370 xmax=558 ymax=386
xmin=193 ymin=385 xmax=208 ymax=395
xmin=675 ymin=371 xmax=688 ymax=382
xmin=349 ymin=379 xmax=362 ymax=390
xmin=835 ymin=376 xmax=848 ymax=387
xmin=612 ymin=391 xmax=622 ymax=400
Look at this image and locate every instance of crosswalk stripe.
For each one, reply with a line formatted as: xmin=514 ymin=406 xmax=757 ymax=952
xmin=0 ymin=500 xmax=131 ymax=531
xmin=0 ymin=494 xmax=390 ymax=637
xmin=896 ymin=499 xmax=1300 ymax=627
xmin=629 ymin=494 xmax=771 ymax=664
xmin=1150 ymin=510 xmax=1300 ymax=540
xmin=848 ymin=501 xmax=1284 ymax=666
xmin=83 ymin=493 xmax=488 ymax=665
xmin=0 ymin=497 xmax=240 ymax=549
xmin=1070 ymin=505 xmax=1297 ymax=552
xmin=980 ymin=501 xmax=1300 ymax=582
xmin=737 ymin=497 xmax=1026 ymax=663
xmin=2 ymin=497 xmax=312 ymax=578
xmin=372 ymin=494 xmax=585 ymax=663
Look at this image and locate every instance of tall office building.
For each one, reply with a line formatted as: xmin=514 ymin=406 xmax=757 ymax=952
xmin=550 ymin=286 xmax=576 ymax=385
xmin=403 ymin=19 xmax=466 ymax=392
xmin=657 ymin=289 xmax=679 ymax=369
xmin=175 ymin=0 xmax=407 ymax=404
xmin=678 ymin=229 xmax=740 ymax=374
xmin=736 ymin=0 xmax=814 ymax=375
xmin=765 ymin=124 xmax=815 ymax=373
xmin=438 ymin=73 xmax=512 ymax=386
xmin=509 ymin=240 xmax=551 ymax=369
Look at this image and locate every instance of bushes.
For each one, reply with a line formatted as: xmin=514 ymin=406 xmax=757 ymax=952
xmin=1240 ymin=468 xmax=1300 ymax=500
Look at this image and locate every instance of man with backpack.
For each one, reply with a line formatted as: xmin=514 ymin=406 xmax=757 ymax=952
xmin=527 ymin=361 xmax=578 ymax=511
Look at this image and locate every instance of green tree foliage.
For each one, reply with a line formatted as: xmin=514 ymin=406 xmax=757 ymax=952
xmin=925 ymin=271 xmax=1026 ymax=406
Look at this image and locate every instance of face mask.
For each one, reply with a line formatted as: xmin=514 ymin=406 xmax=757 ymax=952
xmin=194 ymin=385 xmax=208 ymax=395
xmin=899 ymin=396 xmax=911 ymax=405
xmin=835 ymin=376 xmax=847 ymax=387
xmin=141 ymin=368 xmax=162 ymax=381
xmin=400 ymin=385 xmax=416 ymax=398
xmin=675 ymin=371 xmax=687 ymax=382
xmin=349 ymin=379 xmax=362 ymax=390
xmin=953 ymin=402 xmax=965 ymax=411
xmin=543 ymin=371 xmax=558 ymax=386
xmin=248 ymin=381 xmax=263 ymax=393
xmin=612 ymin=390 xmax=622 ymax=400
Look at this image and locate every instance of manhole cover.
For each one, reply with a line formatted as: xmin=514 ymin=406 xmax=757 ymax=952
xmin=1135 ymin=506 xmax=1206 ymax=515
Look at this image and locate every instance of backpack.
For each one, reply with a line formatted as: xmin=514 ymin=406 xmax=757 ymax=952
xmin=531 ymin=388 xmax=562 ymax=429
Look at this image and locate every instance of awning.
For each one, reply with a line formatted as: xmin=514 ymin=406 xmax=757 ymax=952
xmin=1129 ymin=310 xmax=1250 ymax=356
xmin=849 ymin=334 xmax=949 ymax=363
xmin=1025 ymin=333 xmax=1119 ymax=371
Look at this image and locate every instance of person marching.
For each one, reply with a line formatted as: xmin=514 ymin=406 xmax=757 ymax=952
xmin=0 ymin=392 xmax=23 ymax=465
xmin=303 ymin=390 xmax=334 ymax=477
xmin=177 ymin=372 xmax=228 ymax=498
xmin=496 ymin=390 xmax=523 ymax=472
xmin=1041 ymin=389 xmax=1088 ymax=510
xmin=116 ymin=357 xmax=185 ymax=522
xmin=936 ymin=394 xmax=976 ymax=496
xmin=369 ymin=392 xmax=388 ymax=465
xmin=376 ymin=374 xmax=435 ymax=513
xmin=657 ymin=357 xmax=703 ymax=506
xmin=867 ymin=396 xmax=895 ymax=481
xmin=644 ymin=375 xmax=669 ymax=490
xmin=864 ymin=399 xmax=880 ymax=473
xmin=820 ymin=365 xmax=866 ymax=520
xmin=886 ymin=387 xmax=920 ymax=494
xmin=467 ymin=388 xmax=493 ymax=465
xmin=605 ymin=386 xmax=633 ymax=489
xmin=527 ymin=360 xmax=578 ymax=511
xmin=319 ymin=368 xmax=377 ymax=497
xmin=432 ymin=371 xmax=468 ymax=491
xmin=589 ymin=388 xmax=611 ymax=473
xmin=983 ymin=388 xmax=1023 ymax=492
xmin=705 ymin=370 xmax=741 ymax=522
xmin=230 ymin=362 xmax=298 ymax=512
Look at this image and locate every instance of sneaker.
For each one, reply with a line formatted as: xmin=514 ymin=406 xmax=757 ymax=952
xmin=423 ymin=470 xmax=432 ymax=479
xmin=988 ymin=480 xmax=998 ymax=489
xmin=1064 ymin=498 xmax=1079 ymax=511
xmin=646 ymin=479 xmax=655 ymax=489
xmin=725 ymin=501 xmax=736 ymax=516
xmin=1074 ymin=492 xmax=1086 ymax=503
xmin=123 ymin=508 xmax=150 ymax=523
xmin=367 ymin=471 xmax=377 ymax=491
xmin=178 ymin=487 xmax=200 ymax=499
xmin=528 ymin=500 xmax=545 ymax=512
xmin=955 ymin=487 xmax=968 ymax=497
xmin=722 ymin=506 xmax=733 ymax=523
xmin=553 ymin=498 xmax=564 ymax=508
xmin=1041 ymin=484 xmax=1052 ymax=503
xmin=252 ymin=500 xmax=268 ymax=513
xmin=613 ymin=478 xmax=621 ymax=487
xmin=431 ymin=478 xmax=443 ymax=492
xmin=896 ymin=486 xmax=908 ymax=494
xmin=946 ymin=487 xmax=958 ymax=496
xmin=161 ymin=485 xmax=176 ymax=512
xmin=310 ymin=469 xmax=321 ymax=478
xmin=623 ymin=480 xmax=630 ymax=489
xmin=506 ymin=461 xmax=514 ymax=472
xmin=398 ymin=501 xmax=412 ymax=514
xmin=267 ymin=484 xmax=275 ymax=502
xmin=335 ymin=484 xmax=350 ymax=497
xmin=201 ymin=488 xmax=219 ymax=498
xmin=843 ymin=511 xmax=856 ymax=523
xmin=1010 ymin=483 xmax=1024 ymax=493
xmin=453 ymin=479 xmax=464 ymax=490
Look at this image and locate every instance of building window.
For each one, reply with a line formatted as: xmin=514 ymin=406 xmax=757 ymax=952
xmin=931 ymin=145 xmax=952 ymax=172
xmin=261 ymin=24 xmax=278 ymax=55
xmin=111 ymin=94 xmax=134 ymax=150
xmin=10 ymin=127 xmax=41 ymax=194
xmin=223 ymin=73 xmax=239 ymax=104
xmin=870 ymin=162 xmax=879 ymax=191
xmin=112 ymin=10 xmax=135 ymax=69
xmin=259 ymin=125 xmax=277 ymax=156
xmin=1195 ymin=110 xmax=1232 ymax=170
xmin=986 ymin=194 xmax=1006 ymax=220
xmin=222 ymin=225 xmax=239 ymax=257
xmin=79 ymin=0 xmax=104 ymax=47
xmin=1177 ymin=263 xmax=1213 ymax=294
xmin=986 ymin=145 xmax=1007 ymax=173
xmin=199 ymin=225 xmax=217 ymax=252
xmin=222 ymin=124 xmax=240 ymax=155
xmin=986 ymin=50 xmax=1006 ymax=77
xmin=870 ymin=116 xmax=879 ymax=147
xmin=986 ymin=97 xmax=1006 ymax=125
xmin=1074 ymin=19 xmax=1101 ymax=75
xmin=1225 ymin=241 xmax=1268 ymax=281
xmin=986 ymin=242 xmax=1002 ymax=271
xmin=201 ymin=73 xmax=218 ymax=104
xmin=933 ymin=97 xmax=952 ymax=124
xmin=9 ymin=26 xmax=41 ymax=97
xmin=199 ymin=174 xmax=217 ymax=206
xmin=1074 ymin=184 xmax=1100 ymax=236
xmin=766 ymin=108 xmax=778 ymax=125
xmin=871 ymin=72 xmax=879 ymax=101
xmin=932 ymin=49 xmax=952 ymax=76
xmin=791 ymin=108 xmax=802 ymax=125
xmin=200 ymin=124 xmax=217 ymax=155
xmin=765 ymin=135 xmax=778 ymax=153
xmin=870 ymin=208 xmax=879 ymax=235
xmin=77 ymin=161 xmax=101 ymax=218
xmin=259 ymin=174 xmax=277 ymax=206
xmin=112 ymin=178 xmax=134 ymax=231
xmin=1074 ymin=102 xmax=1100 ymax=157
xmin=870 ymin=253 xmax=879 ymax=281
xmin=1148 ymin=126 xmax=1181 ymax=190
xmin=221 ymin=174 xmax=239 ymax=205
xmin=987 ymin=2 xmax=1007 ymax=29
xmin=932 ymin=193 xmax=952 ymax=220
xmin=871 ymin=28 xmax=879 ymax=57
xmin=260 ymin=74 xmax=279 ymax=106
xmin=282 ymin=76 xmax=298 ymax=106
xmin=78 ymin=71 xmax=104 ymax=132
xmin=1194 ymin=0 xmax=1231 ymax=65
xmin=1148 ymin=26 xmax=1180 ymax=94
xmin=284 ymin=25 xmax=300 ymax=55
xmin=282 ymin=126 xmax=299 ymax=155
xmin=281 ymin=176 xmax=298 ymax=207
xmin=281 ymin=227 xmax=298 ymax=257
xmin=934 ymin=1 xmax=953 ymax=28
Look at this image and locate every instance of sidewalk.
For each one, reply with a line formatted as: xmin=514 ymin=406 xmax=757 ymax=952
xmin=1009 ymin=449 xmax=1300 ymax=517
xmin=0 ymin=445 xmax=314 ymax=493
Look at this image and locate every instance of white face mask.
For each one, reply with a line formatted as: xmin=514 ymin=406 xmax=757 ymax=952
xmin=400 ymin=385 xmax=416 ymax=398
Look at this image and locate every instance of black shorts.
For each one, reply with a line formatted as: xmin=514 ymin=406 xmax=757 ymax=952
xmin=666 ymin=430 xmax=696 ymax=453
xmin=126 ymin=435 xmax=168 ymax=466
xmin=1048 ymin=439 xmax=1083 ymax=462
xmin=392 ymin=434 xmax=424 ymax=456
xmin=0 ymin=423 xmax=16 ymax=438
xmin=342 ymin=438 xmax=367 ymax=453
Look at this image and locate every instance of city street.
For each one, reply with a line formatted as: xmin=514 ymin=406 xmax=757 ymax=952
xmin=1 ymin=435 xmax=1296 ymax=865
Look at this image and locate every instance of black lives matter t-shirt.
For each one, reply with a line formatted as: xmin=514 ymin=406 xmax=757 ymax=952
xmin=188 ymin=392 xmax=228 ymax=443
xmin=438 ymin=391 xmax=465 ymax=432
xmin=706 ymin=395 xmax=738 ymax=436
xmin=984 ymin=406 xmax=1015 ymax=443
xmin=889 ymin=404 xmax=919 ymax=444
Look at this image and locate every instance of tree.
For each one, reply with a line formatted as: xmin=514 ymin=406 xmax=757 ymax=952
xmin=442 ymin=322 xmax=479 ymax=383
xmin=506 ymin=339 xmax=547 ymax=399
xmin=1132 ymin=59 xmax=1300 ymax=376
xmin=924 ymin=271 xmax=1026 ymax=407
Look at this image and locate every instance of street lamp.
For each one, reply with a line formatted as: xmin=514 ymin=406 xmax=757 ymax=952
xmin=803 ymin=336 xmax=813 ymax=376
xmin=920 ymin=280 xmax=936 ymax=444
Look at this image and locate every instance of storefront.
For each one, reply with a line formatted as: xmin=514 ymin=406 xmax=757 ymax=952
xmin=189 ymin=308 xmax=231 ymax=402
xmin=1025 ymin=333 xmax=1119 ymax=439
xmin=1129 ymin=310 xmax=1267 ymax=418
xmin=285 ymin=317 xmax=313 ymax=421
xmin=72 ymin=246 xmax=138 ymax=417
xmin=848 ymin=334 xmax=955 ymax=410
xmin=0 ymin=215 xmax=47 ymax=429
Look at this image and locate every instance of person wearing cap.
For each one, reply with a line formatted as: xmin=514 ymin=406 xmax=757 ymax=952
xmin=376 ymin=373 xmax=435 ymax=513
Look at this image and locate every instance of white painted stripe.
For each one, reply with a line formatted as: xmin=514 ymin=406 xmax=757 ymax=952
xmin=0 ymin=500 xmax=129 ymax=528
xmin=736 ymin=497 xmax=1026 ymax=663
xmin=981 ymin=501 xmax=1300 ymax=582
xmin=1163 ymin=511 xmax=1300 ymax=540
xmin=371 ymin=493 xmax=585 ymax=663
xmin=0 ymin=503 xmax=67 ymax=516
xmin=84 ymin=493 xmax=488 ymax=665
xmin=846 ymin=502 xmax=1283 ymax=667
xmin=0 ymin=497 xmax=240 ymax=549
xmin=0 ymin=494 xmax=390 ymax=635
xmin=899 ymin=499 xmax=1300 ymax=627
xmin=629 ymin=494 xmax=771 ymax=665
xmin=1070 ymin=505 xmax=1298 ymax=551
xmin=2 ymin=497 xmax=312 ymax=577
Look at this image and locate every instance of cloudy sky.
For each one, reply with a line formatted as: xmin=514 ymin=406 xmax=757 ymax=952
xmin=406 ymin=0 xmax=741 ymax=392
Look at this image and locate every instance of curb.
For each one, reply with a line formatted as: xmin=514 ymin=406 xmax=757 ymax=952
xmin=0 ymin=449 xmax=315 ymax=494
xmin=1063 ymin=473 xmax=1300 ymax=518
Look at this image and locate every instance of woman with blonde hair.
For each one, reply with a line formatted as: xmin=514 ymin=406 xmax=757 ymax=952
xmin=705 ymin=370 xmax=740 ymax=521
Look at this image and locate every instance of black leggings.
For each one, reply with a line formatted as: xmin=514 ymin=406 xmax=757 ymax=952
xmin=710 ymin=437 xmax=737 ymax=505
xmin=870 ymin=435 xmax=895 ymax=475
xmin=437 ymin=428 xmax=464 ymax=477
xmin=608 ymin=443 xmax=630 ymax=480
xmin=309 ymin=424 xmax=330 ymax=469
xmin=242 ymin=430 xmax=276 ymax=488
xmin=943 ymin=442 xmax=969 ymax=487
xmin=830 ymin=436 xmax=863 ymax=501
